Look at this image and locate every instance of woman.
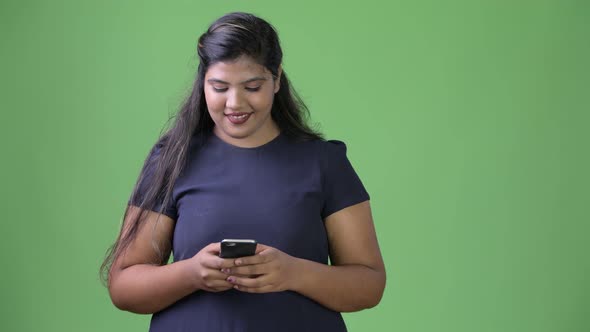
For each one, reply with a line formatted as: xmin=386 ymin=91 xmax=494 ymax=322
xmin=100 ymin=11 xmax=386 ymax=331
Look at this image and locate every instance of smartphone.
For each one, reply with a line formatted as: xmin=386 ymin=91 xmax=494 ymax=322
xmin=220 ymin=239 xmax=258 ymax=258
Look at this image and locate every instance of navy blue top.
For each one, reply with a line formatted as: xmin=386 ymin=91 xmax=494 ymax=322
xmin=130 ymin=130 xmax=370 ymax=332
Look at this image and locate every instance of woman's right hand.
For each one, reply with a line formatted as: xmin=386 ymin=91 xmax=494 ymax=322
xmin=188 ymin=243 xmax=236 ymax=292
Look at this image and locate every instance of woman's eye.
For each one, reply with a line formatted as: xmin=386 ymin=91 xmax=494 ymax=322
xmin=212 ymin=86 xmax=261 ymax=92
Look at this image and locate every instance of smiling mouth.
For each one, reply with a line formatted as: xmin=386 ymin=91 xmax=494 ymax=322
xmin=226 ymin=113 xmax=250 ymax=118
xmin=226 ymin=112 xmax=252 ymax=124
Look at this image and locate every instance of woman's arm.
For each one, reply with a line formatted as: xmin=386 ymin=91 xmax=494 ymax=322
xmin=308 ymin=199 xmax=386 ymax=311
xmin=110 ymin=260 xmax=198 ymax=314
xmin=226 ymin=200 xmax=386 ymax=312
xmin=291 ymin=260 xmax=385 ymax=312
xmin=293 ymin=200 xmax=385 ymax=311
xmin=109 ymin=207 xmax=235 ymax=314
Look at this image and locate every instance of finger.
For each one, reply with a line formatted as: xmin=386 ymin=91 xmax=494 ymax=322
xmin=203 ymin=255 xmax=236 ymax=269
xmin=227 ymin=262 xmax=271 ymax=276
xmin=254 ymin=243 xmax=270 ymax=254
xmin=226 ymin=274 xmax=271 ymax=289
xmin=208 ymin=285 xmax=234 ymax=293
xmin=220 ymin=270 xmax=257 ymax=278
xmin=219 ymin=268 xmax=253 ymax=277
xmin=198 ymin=268 xmax=235 ymax=287
xmin=234 ymin=251 xmax=270 ymax=266
xmin=233 ymin=284 xmax=275 ymax=294
xmin=200 ymin=268 xmax=234 ymax=281
xmin=203 ymin=242 xmax=221 ymax=254
xmin=203 ymin=279 xmax=233 ymax=288
xmin=201 ymin=280 xmax=234 ymax=292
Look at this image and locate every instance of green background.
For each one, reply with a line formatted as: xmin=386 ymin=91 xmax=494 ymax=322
xmin=1 ymin=0 xmax=588 ymax=331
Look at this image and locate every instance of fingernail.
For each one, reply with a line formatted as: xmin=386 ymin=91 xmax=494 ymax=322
xmin=221 ymin=268 xmax=230 ymax=274
xmin=235 ymin=259 xmax=242 ymax=265
xmin=227 ymin=277 xmax=234 ymax=283
xmin=234 ymin=285 xmax=239 ymax=290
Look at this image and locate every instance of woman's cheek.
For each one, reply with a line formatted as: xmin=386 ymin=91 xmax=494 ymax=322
xmin=253 ymin=93 xmax=273 ymax=111
xmin=206 ymin=98 xmax=226 ymax=116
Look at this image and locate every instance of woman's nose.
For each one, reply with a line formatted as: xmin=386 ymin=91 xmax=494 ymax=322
xmin=226 ymin=89 xmax=245 ymax=110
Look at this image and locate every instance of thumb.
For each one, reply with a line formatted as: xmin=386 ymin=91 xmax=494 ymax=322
xmin=255 ymin=243 xmax=270 ymax=254
xmin=204 ymin=242 xmax=221 ymax=254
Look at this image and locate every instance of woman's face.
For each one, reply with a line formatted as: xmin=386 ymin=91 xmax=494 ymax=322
xmin=204 ymin=55 xmax=281 ymax=148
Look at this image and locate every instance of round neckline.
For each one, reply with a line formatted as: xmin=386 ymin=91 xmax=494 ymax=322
xmin=210 ymin=131 xmax=284 ymax=151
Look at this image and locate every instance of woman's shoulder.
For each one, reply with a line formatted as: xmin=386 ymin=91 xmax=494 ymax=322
xmin=284 ymin=132 xmax=347 ymax=148
xmin=312 ymin=137 xmax=349 ymax=156
xmin=283 ymin=135 xmax=351 ymax=166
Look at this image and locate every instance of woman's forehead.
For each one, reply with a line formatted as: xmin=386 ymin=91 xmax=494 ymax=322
xmin=205 ymin=57 xmax=270 ymax=82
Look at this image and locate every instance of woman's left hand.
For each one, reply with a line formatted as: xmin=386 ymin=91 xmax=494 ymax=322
xmin=222 ymin=244 xmax=299 ymax=293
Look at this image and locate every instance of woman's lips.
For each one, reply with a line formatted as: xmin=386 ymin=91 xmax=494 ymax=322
xmin=226 ymin=112 xmax=252 ymax=124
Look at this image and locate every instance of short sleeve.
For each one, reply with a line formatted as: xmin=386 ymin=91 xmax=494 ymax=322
xmin=320 ymin=140 xmax=370 ymax=219
xmin=127 ymin=143 xmax=178 ymax=220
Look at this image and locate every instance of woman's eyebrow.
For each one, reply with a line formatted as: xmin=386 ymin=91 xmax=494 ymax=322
xmin=206 ymin=77 xmax=267 ymax=84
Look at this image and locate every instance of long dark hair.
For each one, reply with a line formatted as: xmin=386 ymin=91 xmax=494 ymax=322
xmin=99 ymin=12 xmax=323 ymax=286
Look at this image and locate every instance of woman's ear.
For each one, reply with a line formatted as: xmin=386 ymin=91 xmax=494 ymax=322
xmin=274 ymin=64 xmax=282 ymax=94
